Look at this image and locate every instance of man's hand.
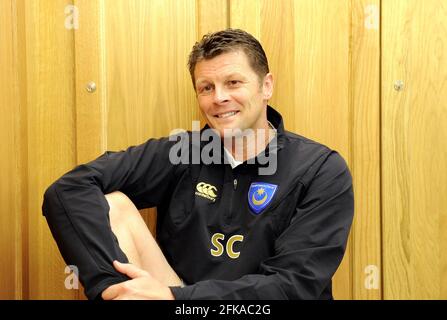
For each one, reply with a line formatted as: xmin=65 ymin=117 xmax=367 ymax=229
xmin=101 ymin=260 xmax=175 ymax=300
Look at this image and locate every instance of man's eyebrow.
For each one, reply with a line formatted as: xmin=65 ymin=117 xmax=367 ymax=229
xmin=195 ymin=73 xmax=248 ymax=86
xmin=225 ymin=72 xmax=247 ymax=79
xmin=195 ymin=79 xmax=210 ymax=86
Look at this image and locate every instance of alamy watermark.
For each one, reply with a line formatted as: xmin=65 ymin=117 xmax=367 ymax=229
xmin=64 ymin=265 xmax=79 ymax=290
xmin=364 ymin=264 xmax=380 ymax=290
xmin=65 ymin=5 xmax=79 ymax=30
xmin=168 ymin=121 xmax=278 ymax=175
xmin=364 ymin=4 xmax=379 ymax=30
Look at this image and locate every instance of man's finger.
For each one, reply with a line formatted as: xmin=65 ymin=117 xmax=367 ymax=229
xmin=101 ymin=283 xmax=121 ymax=300
xmin=113 ymin=260 xmax=149 ymax=279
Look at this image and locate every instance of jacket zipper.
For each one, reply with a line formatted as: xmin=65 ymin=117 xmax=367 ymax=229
xmin=226 ymin=175 xmax=238 ymax=225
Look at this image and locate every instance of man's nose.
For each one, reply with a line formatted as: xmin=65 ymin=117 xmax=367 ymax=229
xmin=213 ymin=85 xmax=230 ymax=104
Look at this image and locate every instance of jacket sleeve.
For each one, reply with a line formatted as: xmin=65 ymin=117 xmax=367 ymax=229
xmin=42 ymin=136 xmax=182 ymax=300
xmin=170 ymin=151 xmax=354 ymax=300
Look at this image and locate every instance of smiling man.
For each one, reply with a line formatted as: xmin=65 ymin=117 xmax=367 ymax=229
xmin=42 ymin=29 xmax=354 ymax=300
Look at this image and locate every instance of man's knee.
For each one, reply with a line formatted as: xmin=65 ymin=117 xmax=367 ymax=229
xmin=105 ymin=191 xmax=139 ymax=223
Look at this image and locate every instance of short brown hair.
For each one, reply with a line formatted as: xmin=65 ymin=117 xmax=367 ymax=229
xmin=188 ymin=29 xmax=270 ymax=88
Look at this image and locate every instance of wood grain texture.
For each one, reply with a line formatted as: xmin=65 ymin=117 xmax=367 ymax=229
xmin=351 ymin=0 xmax=382 ymax=299
xmin=0 ymin=0 xmax=26 ymax=299
xmin=197 ymin=0 xmax=228 ymax=36
xmin=24 ymin=0 xmax=77 ymax=299
xmin=382 ymin=0 xmax=447 ymax=299
xmin=74 ymin=0 xmax=107 ymax=164
xmin=230 ymin=0 xmax=261 ymax=38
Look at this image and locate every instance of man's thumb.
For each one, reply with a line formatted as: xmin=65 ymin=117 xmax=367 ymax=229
xmin=113 ymin=260 xmax=149 ymax=279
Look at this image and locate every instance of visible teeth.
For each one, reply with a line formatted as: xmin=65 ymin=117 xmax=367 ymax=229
xmin=217 ymin=111 xmax=237 ymax=118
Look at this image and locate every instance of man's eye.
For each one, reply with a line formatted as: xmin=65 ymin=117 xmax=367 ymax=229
xmin=229 ymin=80 xmax=241 ymax=86
xmin=201 ymin=85 xmax=212 ymax=92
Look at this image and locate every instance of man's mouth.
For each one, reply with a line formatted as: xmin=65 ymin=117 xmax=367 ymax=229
xmin=214 ymin=111 xmax=240 ymax=119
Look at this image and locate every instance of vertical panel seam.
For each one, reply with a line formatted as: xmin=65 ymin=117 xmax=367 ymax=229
xmin=379 ymin=0 xmax=384 ymax=301
xmin=99 ymin=0 xmax=108 ymax=153
xmin=349 ymin=0 xmax=355 ymax=301
xmin=72 ymin=0 xmax=78 ymax=165
xmin=226 ymin=0 xmax=230 ymax=28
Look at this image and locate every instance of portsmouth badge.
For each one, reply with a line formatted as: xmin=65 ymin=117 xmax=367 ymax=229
xmin=248 ymin=182 xmax=278 ymax=215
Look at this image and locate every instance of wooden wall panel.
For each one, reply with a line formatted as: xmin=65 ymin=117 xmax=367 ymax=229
xmin=382 ymin=0 xmax=447 ymax=299
xmin=24 ymin=0 xmax=77 ymax=299
xmin=260 ymin=0 xmax=296 ymax=138
xmin=351 ymin=0 xmax=382 ymax=299
xmin=197 ymin=0 xmax=228 ymax=36
xmin=230 ymin=0 xmax=262 ymax=38
xmin=74 ymin=0 xmax=107 ymax=164
xmin=0 ymin=0 xmax=26 ymax=299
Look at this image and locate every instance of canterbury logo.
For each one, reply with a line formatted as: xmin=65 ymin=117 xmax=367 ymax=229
xmin=195 ymin=182 xmax=217 ymax=202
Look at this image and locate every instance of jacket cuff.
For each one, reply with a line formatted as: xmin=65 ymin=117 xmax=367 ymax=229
xmin=170 ymin=286 xmax=188 ymax=300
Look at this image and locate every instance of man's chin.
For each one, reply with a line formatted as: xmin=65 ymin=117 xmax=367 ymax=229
xmin=207 ymin=121 xmax=248 ymax=139
xmin=222 ymin=128 xmax=248 ymax=139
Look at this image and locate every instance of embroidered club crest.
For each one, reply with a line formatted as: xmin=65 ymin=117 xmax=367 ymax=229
xmin=248 ymin=182 xmax=278 ymax=215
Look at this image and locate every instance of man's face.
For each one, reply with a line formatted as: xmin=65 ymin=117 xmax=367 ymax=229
xmin=194 ymin=50 xmax=273 ymax=138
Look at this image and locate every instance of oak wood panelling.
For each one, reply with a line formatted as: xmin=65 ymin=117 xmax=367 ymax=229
xmin=24 ymin=0 xmax=77 ymax=299
xmin=0 ymin=0 xmax=26 ymax=299
xmin=351 ymin=0 xmax=382 ymax=300
xmin=382 ymin=0 xmax=447 ymax=299
xmin=197 ymin=0 xmax=228 ymax=36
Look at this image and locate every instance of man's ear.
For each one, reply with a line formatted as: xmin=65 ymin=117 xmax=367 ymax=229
xmin=262 ymin=73 xmax=274 ymax=100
